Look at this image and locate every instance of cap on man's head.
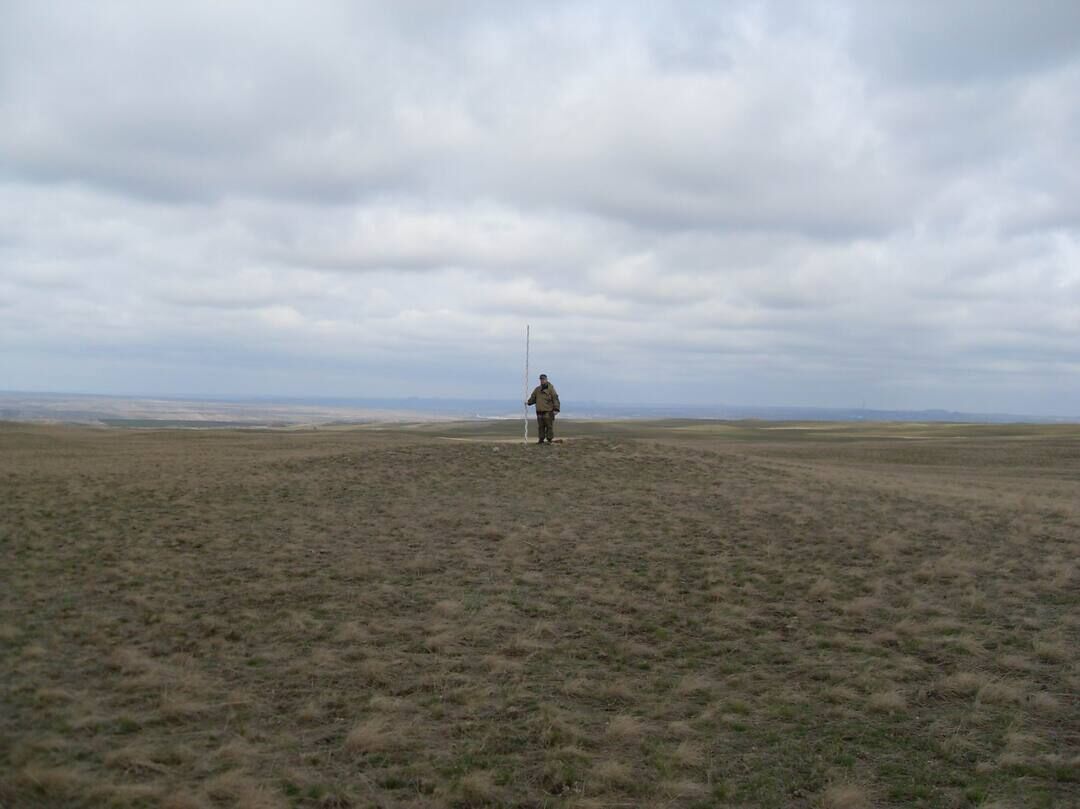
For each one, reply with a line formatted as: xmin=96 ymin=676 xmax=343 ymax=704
xmin=539 ymin=373 xmax=547 ymax=379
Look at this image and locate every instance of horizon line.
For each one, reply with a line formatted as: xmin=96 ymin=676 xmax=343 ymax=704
xmin=1 ymin=388 xmax=1074 ymax=423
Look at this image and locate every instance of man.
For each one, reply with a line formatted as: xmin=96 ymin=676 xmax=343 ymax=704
xmin=526 ymin=373 xmax=560 ymax=444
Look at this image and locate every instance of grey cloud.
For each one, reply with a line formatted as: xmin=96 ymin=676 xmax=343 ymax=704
xmin=152 ymin=268 xmax=336 ymax=310
xmin=475 ymin=19 xmax=918 ymax=236
xmin=262 ymin=204 xmax=614 ymax=277
xmin=852 ymin=1 xmax=1080 ymax=84
xmin=1 ymin=3 xmax=445 ymax=202
xmin=1 ymin=0 xmax=908 ymax=237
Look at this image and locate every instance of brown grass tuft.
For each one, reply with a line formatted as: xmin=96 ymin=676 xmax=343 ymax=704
xmin=333 ymin=620 xmax=370 ymax=643
xmin=423 ymin=630 xmax=458 ymax=653
xmin=870 ymin=530 xmax=908 ymax=555
xmin=667 ymin=720 xmax=695 ymax=738
xmin=1032 ymin=638 xmax=1069 ymax=663
xmin=812 ymin=574 xmax=833 ymax=600
xmin=596 ymin=680 xmax=636 ymax=703
xmin=1003 ymin=731 xmax=1045 ymax=755
xmin=160 ymin=793 xmax=212 ymax=809
xmin=18 ymin=734 xmax=70 ymax=758
xmin=947 ymin=635 xmax=986 ymax=657
xmin=434 ymin=598 xmax=464 ymax=616
xmin=92 ymin=783 xmax=163 ymax=804
xmin=22 ymin=642 xmax=46 ymax=659
xmin=998 ymin=653 xmax=1036 ymax=672
xmin=536 ymin=711 xmax=582 ymax=748
xmin=977 ymin=680 xmax=1024 ymax=705
xmin=357 ymin=659 xmax=393 ymax=686
xmin=671 ymin=740 xmax=705 ymax=767
xmin=503 ymin=633 xmax=546 ymax=657
xmin=369 ymin=694 xmax=415 ymax=714
xmin=591 ymin=759 xmax=636 ymax=788
xmin=675 ymin=673 xmax=713 ymax=696
xmin=605 ymin=714 xmax=644 ymax=741
xmin=297 ymin=700 xmax=322 ymax=722
xmin=457 ymin=769 xmax=501 ymax=803
xmin=215 ymin=737 xmax=258 ymax=765
xmin=482 ymin=654 xmax=523 ymax=676
xmin=205 ymin=770 xmax=286 ymax=809
xmin=33 ymin=687 xmax=74 ymax=704
xmin=820 ymin=782 xmax=873 ymax=809
xmin=824 ymin=685 xmax=860 ymax=705
xmin=344 ymin=716 xmax=408 ymax=754
xmin=844 ymin=596 xmax=883 ymax=615
xmin=938 ymin=671 xmax=986 ymax=696
xmin=660 ymin=778 xmax=709 ymax=799
xmin=539 ymin=745 xmax=588 ymax=795
xmin=12 ymin=765 xmax=86 ymax=798
xmin=108 ymin=646 xmax=158 ymax=675
xmin=102 ymin=745 xmax=170 ymax=775
xmin=160 ymin=691 xmax=211 ymax=719
xmin=867 ymin=688 xmax=906 ymax=713
xmin=1029 ymin=691 xmax=1064 ymax=716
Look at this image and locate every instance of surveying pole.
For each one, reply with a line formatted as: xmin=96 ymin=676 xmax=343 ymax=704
xmin=523 ymin=324 xmax=530 ymax=444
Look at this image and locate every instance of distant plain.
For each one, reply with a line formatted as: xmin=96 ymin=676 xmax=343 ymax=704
xmin=2 ymin=420 xmax=1077 ymax=808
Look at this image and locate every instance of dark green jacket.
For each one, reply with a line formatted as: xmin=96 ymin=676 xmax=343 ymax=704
xmin=527 ymin=383 xmax=560 ymax=413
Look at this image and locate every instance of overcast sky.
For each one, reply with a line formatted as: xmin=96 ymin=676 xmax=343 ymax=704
xmin=2 ymin=1 xmax=1079 ymax=415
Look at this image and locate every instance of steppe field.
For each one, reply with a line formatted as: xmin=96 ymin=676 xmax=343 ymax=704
xmin=1 ymin=420 xmax=1078 ymax=809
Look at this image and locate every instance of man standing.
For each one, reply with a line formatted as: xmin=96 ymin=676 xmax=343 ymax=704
xmin=526 ymin=373 xmax=560 ymax=444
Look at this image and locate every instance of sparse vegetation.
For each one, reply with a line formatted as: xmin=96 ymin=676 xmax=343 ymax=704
xmin=2 ymin=420 xmax=1078 ymax=807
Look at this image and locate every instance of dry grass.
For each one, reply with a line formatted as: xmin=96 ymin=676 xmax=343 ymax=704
xmin=604 ymin=715 xmax=644 ymax=742
xmin=2 ymin=420 xmax=1079 ymax=807
xmin=670 ymin=739 xmax=705 ymax=768
xmin=867 ymin=688 xmax=907 ymax=714
xmin=590 ymin=759 xmax=636 ymax=789
xmin=820 ymin=783 xmax=874 ymax=809
xmin=343 ymin=716 xmax=410 ymax=755
xmin=456 ymin=769 xmax=501 ymax=803
xmin=938 ymin=671 xmax=987 ymax=696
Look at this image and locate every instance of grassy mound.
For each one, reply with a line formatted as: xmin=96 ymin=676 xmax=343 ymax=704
xmin=2 ymin=423 xmax=1077 ymax=807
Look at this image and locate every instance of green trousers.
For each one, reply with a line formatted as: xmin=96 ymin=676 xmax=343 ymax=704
xmin=536 ymin=411 xmax=555 ymax=442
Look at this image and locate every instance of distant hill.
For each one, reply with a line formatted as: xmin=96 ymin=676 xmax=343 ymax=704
xmin=0 ymin=390 xmax=1068 ymax=426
